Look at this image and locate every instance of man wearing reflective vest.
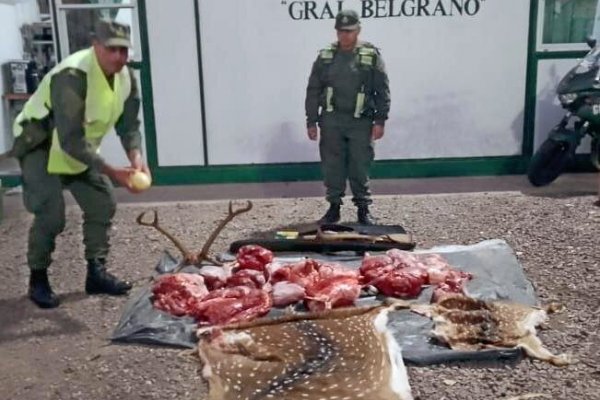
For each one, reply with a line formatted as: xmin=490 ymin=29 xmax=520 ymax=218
xmin=305 ymin=9 xmax=390 ymax=225
xmin=12 ymin=20 xmax=150 ymax=308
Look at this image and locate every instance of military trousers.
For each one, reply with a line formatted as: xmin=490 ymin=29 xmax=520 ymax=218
xmin=319 ymin=112 xmax=374 ymax=206
xmin=19 ymin=147 xmax=116 ymax=271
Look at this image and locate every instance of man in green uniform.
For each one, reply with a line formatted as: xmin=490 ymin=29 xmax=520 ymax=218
xmin=305 ymin=9 xmax=390 ymax=225
xmin=11 ymin=20 xmax=150 ymax=308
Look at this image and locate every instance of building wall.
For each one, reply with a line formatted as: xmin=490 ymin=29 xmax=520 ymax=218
xmin=146 ymin=0 xmax=205 ymax=167
xmin=0 ymin=3 xmax=23 ymax=153
xmin=0 ymin=0 xmax=38 ymax=153
xmin=0 ymin=0 xmax=596 ymax=184
xmin=174 ymin=0 xmax=529 ymax=167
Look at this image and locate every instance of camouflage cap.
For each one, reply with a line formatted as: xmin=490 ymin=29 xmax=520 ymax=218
xmin=93 ymin=19 xmax=132 ymax=48
xmin=335 ymin=10 xmax=360 ymax=31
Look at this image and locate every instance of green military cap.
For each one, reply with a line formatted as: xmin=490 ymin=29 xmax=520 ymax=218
xmin=335 ymin=9 xmax=360 ymax=31
xmin=93 ymin=19 xmax=132 ymax=48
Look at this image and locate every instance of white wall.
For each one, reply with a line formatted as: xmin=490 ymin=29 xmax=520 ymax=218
xmin=0 ymin=0 xmax=48 ymax=153
xmin=146 ymin=0 xmax=205 ymax=167
xmin=0 ymin=2 xmax=28 ymax=153
xmin=195 ymin=0 xmax=530 ymax=166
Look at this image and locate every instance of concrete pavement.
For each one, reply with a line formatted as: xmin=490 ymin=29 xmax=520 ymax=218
xmin=3 ymin=173 xmax=598 ymax=218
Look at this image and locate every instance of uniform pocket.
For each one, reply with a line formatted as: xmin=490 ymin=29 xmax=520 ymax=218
xmin=11 ymin=122 xmax=50 ymax=159
xmin=20 ymin=149 xmax=62 ymax=213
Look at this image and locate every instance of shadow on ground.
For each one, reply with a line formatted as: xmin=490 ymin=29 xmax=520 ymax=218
xmin=0 ymin=292 xmax=89 ymax=344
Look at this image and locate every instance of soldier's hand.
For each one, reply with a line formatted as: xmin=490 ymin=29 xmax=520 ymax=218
xmin=105 ymin=165 xmax=136 ymax=193
xmin=307 ymin=127 xmax=318 ymax=141
xmin=127 ymin=150 xmax=152 ymax=192
xmin=131 ymin=159 xmax=152 ymax=186
xmin=140 ymin=163 xmax=152 ymax=183
xmin=372 ymin=124 xmax=385 ymax=140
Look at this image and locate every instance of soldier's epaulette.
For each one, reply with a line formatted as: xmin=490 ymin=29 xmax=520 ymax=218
xmin=357 ymin=42 xmax=381 ymax=54
xmin=356 ymin=43 xmax=378 ymax=67
xmin=319 ymin=43 xmax=338 ymax=63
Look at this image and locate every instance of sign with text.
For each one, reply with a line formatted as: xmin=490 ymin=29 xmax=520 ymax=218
xmin=196 ymin=0 xmax=528 ymax=165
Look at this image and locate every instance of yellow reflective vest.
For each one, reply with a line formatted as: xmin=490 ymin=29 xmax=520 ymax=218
xmin=13 ymin=48 xmax=131 ymax=174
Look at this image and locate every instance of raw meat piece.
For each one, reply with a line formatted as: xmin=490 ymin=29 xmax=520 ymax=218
xmin=386 ymin=249 xmax=423 ymax=268
xmin=305 ymin=276 xmax=362 ymax=311
xmin=431 ymin=269 xmax=473 ymax=302
xmin=317 ymin=261 xmax=360 ymax=280
xmin=192 ymin=286 xmax=272 ymax=326
xmin=370 ymin=269 xmax=426 ymax=299
xmin=197 ymin=265 xmax=231 ymax=291
xmin=271 ymin=281 xmax=306 ymax=307
xmin=152 ymin=273 xmax=209 ymax=317
xmin=270 ymin=259 xmax=320 ymax=288
xmin=226 ymin=269 xmax=267 ymax=289
xmin=236 ymin=245 xmax=274 ymax=271
xmin=360 ymin=255 xmax=396 ymax=285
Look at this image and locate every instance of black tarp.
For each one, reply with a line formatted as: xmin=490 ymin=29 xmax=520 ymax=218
xmin=111 ymin=239 xmax=536 ymax=365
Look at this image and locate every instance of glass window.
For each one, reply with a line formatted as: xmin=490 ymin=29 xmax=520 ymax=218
xmin=542 ymin=0 xmax=600 ymax=45
xmin=37 ymin=0 xmax=50 ymax=16
xmin=60 ymin=0 xmax=131 ymax=5
xmin=63 ymin=7 xmax=135 ymax=54
xmin=54 ymin=0 xmax=139 ymax=60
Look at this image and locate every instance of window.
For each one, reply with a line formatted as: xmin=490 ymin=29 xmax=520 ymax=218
xmin=538 ymin=0 xmax=600 ymax=51
xmin=53 ymin=0 xmax=139 ymax=61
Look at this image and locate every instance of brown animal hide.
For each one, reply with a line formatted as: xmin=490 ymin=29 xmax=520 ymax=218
xmin=409 ymin=295 xmax=572 ymax=366
xmin=197 ymin=306 xmax=413 ymax=400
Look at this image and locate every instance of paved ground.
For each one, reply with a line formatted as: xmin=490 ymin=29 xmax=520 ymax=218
xmin=0 ymin=173 xmax=598 ymax=400
xmin=4 ymin=172 xmax=598 ymax=209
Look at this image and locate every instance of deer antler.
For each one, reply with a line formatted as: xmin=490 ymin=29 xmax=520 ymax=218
xmin=195 ymin=200 xmax=253 ymax=266
xmin=136 ymin=210 xmax=198 ymax=265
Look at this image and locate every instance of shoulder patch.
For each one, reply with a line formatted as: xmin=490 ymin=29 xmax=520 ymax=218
xmin=357 ymin=47 xmax=377 ymax=56
xmin=319 ymin=44 xmax=336 ymax=63
xmin=319 ymin=48 xmax=334 ymax=59
xmin=356 ymin=45 xmax=377 ymax=67
xmin=358 ymin=42 xmax=381 ymax=55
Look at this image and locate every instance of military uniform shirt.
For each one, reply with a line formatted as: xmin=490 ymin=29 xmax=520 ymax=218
xmin=305 ymin=42 xmax=390 ymax=127
xmin=328 ymin=49 xmax=362 ymax=114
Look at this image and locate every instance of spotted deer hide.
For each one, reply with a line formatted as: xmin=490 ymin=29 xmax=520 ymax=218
xmin=197 ymin=305 xmax=413 ymax=400
xmin=408 ymin=295 xmax=571 ymax=366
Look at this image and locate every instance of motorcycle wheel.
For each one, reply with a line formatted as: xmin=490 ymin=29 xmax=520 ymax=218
xmin=527 ymin=138 xmax=576 ymax=187
xmin=591 ymin=138 xmax=600 ymax=170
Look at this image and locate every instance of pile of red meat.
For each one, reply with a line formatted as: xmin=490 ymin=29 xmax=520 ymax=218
xmin=360 ymin=249 xmax=472 ymax=302
xmin=152 ymin=245 xmax=472 ymax=326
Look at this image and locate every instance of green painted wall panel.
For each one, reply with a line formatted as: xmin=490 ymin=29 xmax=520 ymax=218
xmin=147 ymin=156 xmax=529 ymax=186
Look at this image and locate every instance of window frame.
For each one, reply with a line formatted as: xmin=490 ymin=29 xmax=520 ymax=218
xmin=536 ymin=0 xmax=600 ymax=52
xmin=52 ymin=0 xmax=141 ymax=62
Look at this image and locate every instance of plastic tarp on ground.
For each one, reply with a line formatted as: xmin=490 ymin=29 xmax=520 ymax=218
xmin=111 ymin=239 xmax=537 ymax=365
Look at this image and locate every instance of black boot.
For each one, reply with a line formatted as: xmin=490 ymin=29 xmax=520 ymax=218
xmin=357 ymin=205 xmax=376 ymax=225
xmin=29 ymin=270 xmax=60 ymax=309
xmin=85 ymin=259 xmax=132 ymax=295
xmin=318 ymin=203 xmax=341 ymax=224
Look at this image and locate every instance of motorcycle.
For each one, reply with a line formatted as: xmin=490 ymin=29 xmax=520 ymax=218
xmin=528 ymin=38 xmax=600 ymax=186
